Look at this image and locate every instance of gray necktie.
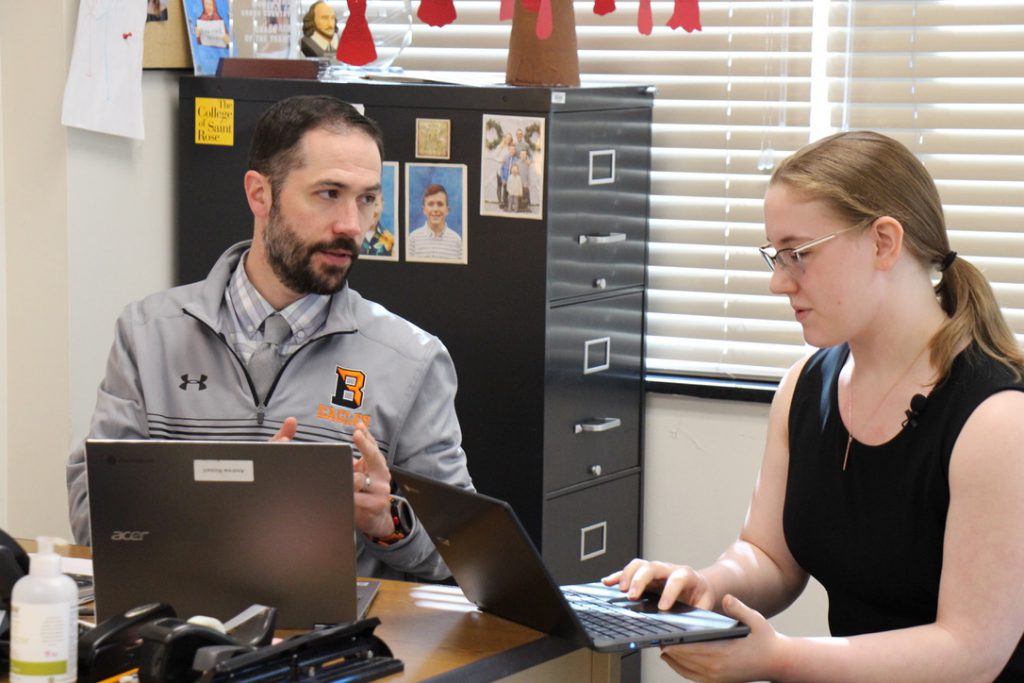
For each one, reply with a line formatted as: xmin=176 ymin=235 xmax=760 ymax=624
xmin=247 ymin=313 xmax=291 ymax=402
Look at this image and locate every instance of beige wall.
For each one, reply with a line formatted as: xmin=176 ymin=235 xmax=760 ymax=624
xmin=0 ymin=1 xmax=7 ymax=531
xmin=0 ymin=0 xmax=73 ymax=538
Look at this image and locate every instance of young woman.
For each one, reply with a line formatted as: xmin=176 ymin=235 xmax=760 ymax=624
xmin=607 ymin=131 xmax=1024 ymax=682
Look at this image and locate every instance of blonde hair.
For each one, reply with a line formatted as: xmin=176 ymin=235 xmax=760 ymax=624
xmin=770 ymin=130 xmax=1024 ymax=381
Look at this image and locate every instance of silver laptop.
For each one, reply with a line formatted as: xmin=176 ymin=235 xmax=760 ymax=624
xmin=86 ymin=439 xmax=357 ymax=629
xmin=391 ymin=467 xmax=750 ymax=653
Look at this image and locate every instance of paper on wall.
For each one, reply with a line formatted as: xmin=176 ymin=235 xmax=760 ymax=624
xmin=61 ymin=0 xmax=148 ymax=140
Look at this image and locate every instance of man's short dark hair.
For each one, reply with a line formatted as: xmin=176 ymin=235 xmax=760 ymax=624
xmin=422 ymin=183 xmax=448 ymax=202
xmin=248 ymin=95 xmax=385 ymax=194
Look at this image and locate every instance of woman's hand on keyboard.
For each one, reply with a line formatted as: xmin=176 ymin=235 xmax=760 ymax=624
xmin=602 ymin=559 xmax=717 ymax=612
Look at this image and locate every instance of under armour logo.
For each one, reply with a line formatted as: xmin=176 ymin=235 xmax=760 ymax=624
xmin=179 ymin=374 xmax=208 ymax=391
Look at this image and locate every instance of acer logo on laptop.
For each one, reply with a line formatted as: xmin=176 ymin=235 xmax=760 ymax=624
xmin=111 ymin=530 xmax=149 ymax=541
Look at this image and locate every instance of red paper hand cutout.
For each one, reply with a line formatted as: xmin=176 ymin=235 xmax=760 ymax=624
xmin=337 ymin=0 xmax=377 ymax=66
xmin=637 ymin=0 xmax=652 ymax=35
xmin=593 ymin=0 xmax=615 ymax=17
xmin=666 ymin=0 xmax=701 ymax=32
xmin=499 ymin=0 xmax=514 ymax=21
xmin=536 ymin=0 xmax=553 ymax=39
xmin=521 ymin=0 xmax=540 ymax=11
xmin=417 ymin=0 xmax=457 ymax=27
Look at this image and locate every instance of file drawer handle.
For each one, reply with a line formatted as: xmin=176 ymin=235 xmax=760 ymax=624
xmin=574 ymin=417 xmax=622 ymax=434
xmin=578 ymin=232 xmax=627 ymax=245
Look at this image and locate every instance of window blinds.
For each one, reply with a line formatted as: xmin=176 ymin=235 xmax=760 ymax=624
xmin=397 ymin=0 xmax=1024 ymax=382
xmin=829 ymin=1 xmax=1024 ymax=354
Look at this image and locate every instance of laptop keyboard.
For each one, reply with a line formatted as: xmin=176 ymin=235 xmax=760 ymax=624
xmin=563 ymin=587 xmax=682 ymax=640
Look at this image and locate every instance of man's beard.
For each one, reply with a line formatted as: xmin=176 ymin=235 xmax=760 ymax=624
xmin=263 ymin=202 xmax=358 ymax=296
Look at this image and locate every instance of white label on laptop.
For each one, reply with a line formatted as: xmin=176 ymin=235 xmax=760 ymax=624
xmin=194 ymin=460 xmax=255 ymax=482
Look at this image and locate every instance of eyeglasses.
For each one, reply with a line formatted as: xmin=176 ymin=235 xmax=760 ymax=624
xmin=759 ymin=225 xmax=861 ymax=276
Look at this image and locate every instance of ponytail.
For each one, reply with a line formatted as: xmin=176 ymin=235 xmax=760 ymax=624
xmin=931 ymin=257 xmax=1024 ymax=382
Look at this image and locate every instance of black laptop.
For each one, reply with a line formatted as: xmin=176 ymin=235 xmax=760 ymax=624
xmin=391 ymin=467 xmax=750 ymax=653
xmin=86 ymin=439 xmax=359 ymax=629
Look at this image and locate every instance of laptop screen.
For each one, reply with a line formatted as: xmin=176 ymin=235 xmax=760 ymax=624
xmin=391 ymin=466 xmax=751 ymax=652
xmin=86 ymin=439 xmax=356 ymax=629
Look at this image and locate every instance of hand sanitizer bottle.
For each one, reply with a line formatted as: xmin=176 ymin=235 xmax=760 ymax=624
xmin=9 ymin=537 xmax=78 ymax=683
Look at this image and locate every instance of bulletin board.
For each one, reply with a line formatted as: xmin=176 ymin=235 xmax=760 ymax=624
xmin=144 ymin=1 xmax=193 ymax=69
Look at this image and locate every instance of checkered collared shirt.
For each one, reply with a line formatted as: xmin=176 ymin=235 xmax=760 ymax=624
xmin=222 ymin=250 xmax=331 ymax=364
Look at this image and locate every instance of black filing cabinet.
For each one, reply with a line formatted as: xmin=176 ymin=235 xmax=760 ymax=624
xmin=176 ymin=76 xmax=652 ymax=586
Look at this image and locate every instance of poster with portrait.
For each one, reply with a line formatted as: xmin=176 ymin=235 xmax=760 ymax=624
xmin=405 ymin=163 xmax=468 ymax=265
xmin=480 ymin=114 xmax=544 ymax=220
xmin=360 ymin=162 xmax=399 ymax=261
xmin=182 ymin=0 xmax=232 ymax=75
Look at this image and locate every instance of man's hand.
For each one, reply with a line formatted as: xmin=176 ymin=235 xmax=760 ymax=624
xmin=352 ymin=426 xmax=395 ymax=539
xmin=271 ymin=419 xmax=395 ymax=539
xmin=271 ymin=417 xmax=298 ymax=441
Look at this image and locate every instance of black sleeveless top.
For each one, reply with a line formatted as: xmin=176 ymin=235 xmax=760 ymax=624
xmin=783 ymin=343 xmax=1024 ymax=680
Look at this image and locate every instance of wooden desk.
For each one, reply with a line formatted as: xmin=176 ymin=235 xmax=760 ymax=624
xmin=368 ymin=580 xmax=619 ymax=682
xmin=51 ymin=543 xmax=618 ymax=683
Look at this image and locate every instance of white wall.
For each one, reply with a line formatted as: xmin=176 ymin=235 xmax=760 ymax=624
xmin=66 ymin=72 xmax=178 ymax=445
xmin=640 ymin=394 xmax=828 ymax=683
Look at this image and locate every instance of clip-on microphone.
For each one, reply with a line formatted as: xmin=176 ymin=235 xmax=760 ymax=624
xmin=903 ymin=393 xmax=928 ymax=428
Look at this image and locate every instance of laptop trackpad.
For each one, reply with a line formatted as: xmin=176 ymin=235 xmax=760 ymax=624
xmin=611 ymin=595 xmax=741 ymax=629
xmin=612 ymin=595 xmax=699 ymax=615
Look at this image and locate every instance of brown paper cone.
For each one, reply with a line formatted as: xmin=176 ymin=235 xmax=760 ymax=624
xmin=505 ymin=0 xmax=581 ymax=87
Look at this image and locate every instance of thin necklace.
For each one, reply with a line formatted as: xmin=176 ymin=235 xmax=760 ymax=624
xmin=842 ymin=344 xmax=930 ymax=471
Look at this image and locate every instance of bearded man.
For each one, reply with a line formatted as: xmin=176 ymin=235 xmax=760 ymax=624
xmin=66 ymin=96 xmax=473 ymax=581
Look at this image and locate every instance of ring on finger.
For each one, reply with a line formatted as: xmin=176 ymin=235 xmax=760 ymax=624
xmin=361 ymin=474 xmax=372 ymax=492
